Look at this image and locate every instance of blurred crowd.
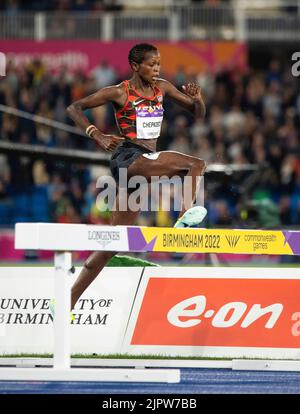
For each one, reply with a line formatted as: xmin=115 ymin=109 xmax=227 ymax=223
xmin=0 ymin=0 xmax=226 ymax=13
xmin=0 ymin=56 xmax=300 ymax=228
xmin=0 ymin=0 xmax=124 ymax=13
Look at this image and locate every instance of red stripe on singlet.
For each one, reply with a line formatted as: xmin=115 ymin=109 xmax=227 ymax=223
xmin=115 ymin=80 xmax=163 ymax=140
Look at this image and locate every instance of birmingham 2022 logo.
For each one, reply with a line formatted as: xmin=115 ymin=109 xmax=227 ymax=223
xmin=0 ymin=52 xmax=6 ymax=77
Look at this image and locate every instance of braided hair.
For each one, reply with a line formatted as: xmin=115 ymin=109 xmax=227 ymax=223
xmin=128 ymin=43 xmax=158 ymax=67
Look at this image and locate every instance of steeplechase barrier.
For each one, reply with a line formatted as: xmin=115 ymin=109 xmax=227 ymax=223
xmin=0 ymin=223 xmax=299 ymax=381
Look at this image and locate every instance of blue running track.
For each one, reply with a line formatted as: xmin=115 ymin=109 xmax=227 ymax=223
xmin=1 ymin=368 xmax=300 ymax=394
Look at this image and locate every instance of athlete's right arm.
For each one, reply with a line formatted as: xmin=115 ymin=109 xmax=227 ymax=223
xmin=67 ymin=85 xmax=125 ymax=152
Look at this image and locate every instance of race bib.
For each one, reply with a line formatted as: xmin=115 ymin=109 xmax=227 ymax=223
xmin=136 ymin=104 xmax=164 ymax=139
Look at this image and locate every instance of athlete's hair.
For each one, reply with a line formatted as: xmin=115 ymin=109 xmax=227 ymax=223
xmin=128 ymin=43 xmax=158 ymax=66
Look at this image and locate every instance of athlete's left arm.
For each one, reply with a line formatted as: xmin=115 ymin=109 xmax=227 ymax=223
xmin=159 ymin=79 xmax=206 ymax=119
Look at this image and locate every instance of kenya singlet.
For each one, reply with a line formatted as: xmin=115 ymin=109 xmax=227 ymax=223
xmin=115 ymin=80 xmax=164 ymax=139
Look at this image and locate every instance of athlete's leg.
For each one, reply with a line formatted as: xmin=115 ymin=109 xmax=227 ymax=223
xmin=71 ymin=191 xmax=140 ymax=310
xmin=127 ymin=151 xmax=206 ymax=217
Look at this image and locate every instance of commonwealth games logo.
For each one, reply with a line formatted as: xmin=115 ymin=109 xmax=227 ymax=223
xmin=225 ymin=235 xmax=240 ymax=248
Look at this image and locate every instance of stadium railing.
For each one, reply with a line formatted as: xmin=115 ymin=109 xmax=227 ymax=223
xmin=0 ymin=2 xmax=300 ymax=42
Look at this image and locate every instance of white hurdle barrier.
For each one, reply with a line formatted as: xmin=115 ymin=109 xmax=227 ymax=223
xmin=0 ymin=222 xmax=299 ymax=380
xmin=0 ymin=223 xmax=184 ymax=383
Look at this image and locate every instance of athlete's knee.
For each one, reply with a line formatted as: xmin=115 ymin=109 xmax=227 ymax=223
xmin=191 ymin=157 xmax=206 ymax=175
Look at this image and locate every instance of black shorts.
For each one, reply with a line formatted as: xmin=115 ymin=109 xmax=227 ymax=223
xmin=110 ymin=140 xmax=152 ymax=184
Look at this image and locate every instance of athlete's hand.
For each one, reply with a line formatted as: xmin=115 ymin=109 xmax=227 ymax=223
xmin=92 ymin=130 xmax=124 ymax=152
xmin=182 ymin=83 xmax=203 ymax=103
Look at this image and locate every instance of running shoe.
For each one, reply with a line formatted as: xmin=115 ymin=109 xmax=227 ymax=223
xmin=49 ymin=298 xmax=75 ymax=322
xmin=174 ymin=206 xmax=207 ymax=228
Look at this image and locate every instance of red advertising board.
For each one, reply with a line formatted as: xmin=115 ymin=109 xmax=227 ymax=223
xmin=0 ymin=40 xmax=247 ymax=76
xmin=131 ymin=277 xmax=300 ymax=348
